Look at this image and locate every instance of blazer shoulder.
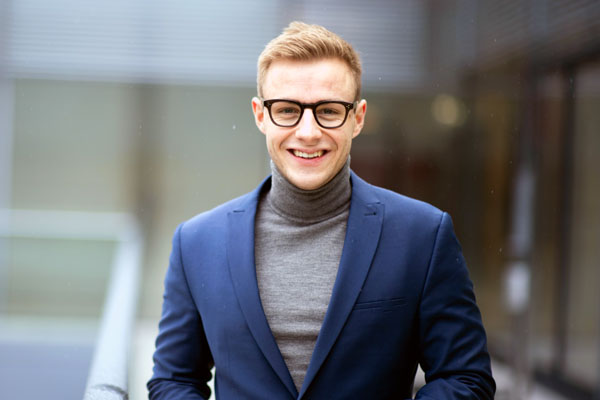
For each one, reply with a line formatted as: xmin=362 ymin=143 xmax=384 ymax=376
xmin=353 ymin=173 xmax=444 ymax=227
xmin=179 ymin=177 xmax=268 ymax=235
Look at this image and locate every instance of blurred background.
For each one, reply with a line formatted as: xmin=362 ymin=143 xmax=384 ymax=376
xmin=0 ymin=0 xmax=598 ymax=399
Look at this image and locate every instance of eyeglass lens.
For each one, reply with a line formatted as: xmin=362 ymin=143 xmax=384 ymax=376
xmin=269 ymin=101 xmax=348 ymax=128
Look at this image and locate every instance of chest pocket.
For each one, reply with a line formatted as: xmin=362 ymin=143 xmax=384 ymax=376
xmin=353 ymin=297 xmax=407 ymax=311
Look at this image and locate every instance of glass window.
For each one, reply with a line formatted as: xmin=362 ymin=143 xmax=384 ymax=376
xmin=564 ymin=60 xmax=600 ymax=389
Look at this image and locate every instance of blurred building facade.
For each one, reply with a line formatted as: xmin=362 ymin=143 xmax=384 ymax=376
xmin=0 ymin=1 xmax=599 ymax=399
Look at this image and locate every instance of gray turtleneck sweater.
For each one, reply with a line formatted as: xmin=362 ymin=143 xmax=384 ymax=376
xmin=255 ymin=160 xmax=351 ymax=392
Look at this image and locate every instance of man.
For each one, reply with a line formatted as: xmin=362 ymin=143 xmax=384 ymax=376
xmin=148 ymin=22 xmax=495 ymax=399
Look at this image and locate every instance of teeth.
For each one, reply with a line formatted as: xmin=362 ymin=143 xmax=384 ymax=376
xmin=293 ymin=150 xmax=324 ymax=159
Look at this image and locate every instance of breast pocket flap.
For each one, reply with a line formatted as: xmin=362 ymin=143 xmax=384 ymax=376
xmin=353 ymin=297 xmax=407 ymax=310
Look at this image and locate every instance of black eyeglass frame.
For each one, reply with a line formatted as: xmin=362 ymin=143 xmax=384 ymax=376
xmin=262 ymin=99 xmax=357 ymax=129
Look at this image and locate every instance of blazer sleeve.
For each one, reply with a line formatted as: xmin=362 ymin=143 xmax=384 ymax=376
xmin=147 ymin=223 xmax=214 ymax=400
xmin=414 ymin=212 xmax=496 ymax=399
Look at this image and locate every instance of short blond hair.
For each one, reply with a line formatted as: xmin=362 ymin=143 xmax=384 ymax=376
xmin=257 ymin=21 xmax=362 ymax=101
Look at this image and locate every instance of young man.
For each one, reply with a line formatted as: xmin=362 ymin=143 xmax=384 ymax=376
xmin=148 ymin=22 xmax=495 ymax=399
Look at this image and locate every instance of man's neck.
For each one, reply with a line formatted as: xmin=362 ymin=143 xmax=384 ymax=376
xmin=267 ymin=158 xmax=351 ymax=224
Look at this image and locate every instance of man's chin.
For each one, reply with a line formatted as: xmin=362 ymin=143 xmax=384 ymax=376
xmin=284 ymin=172 xmax=329 ymax=191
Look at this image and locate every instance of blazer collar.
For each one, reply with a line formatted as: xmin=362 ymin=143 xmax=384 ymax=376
xmin=226 ymin=172 xmax=383 ymax=399
xmin=226 ymin=176 xmax=298 ymax=397
xmin=299 ymin=172 xmax=383 ymax=397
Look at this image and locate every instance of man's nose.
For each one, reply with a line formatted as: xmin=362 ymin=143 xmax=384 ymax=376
xmin=295 ymin=109 xmax=322 ymax=141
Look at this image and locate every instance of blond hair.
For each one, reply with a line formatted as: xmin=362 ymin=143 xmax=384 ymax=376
xmin=257 ymin=21 xmax=362 ymax=101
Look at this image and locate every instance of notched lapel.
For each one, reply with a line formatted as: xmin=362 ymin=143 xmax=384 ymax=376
xmin=226 ymin=190 xmax=298 ymax=398
xmin=300 ymin=175 xmax=384 ymax=397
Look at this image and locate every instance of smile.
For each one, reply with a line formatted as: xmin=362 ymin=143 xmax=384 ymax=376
xmin=292 ymin=150 xmax=324 ymax=159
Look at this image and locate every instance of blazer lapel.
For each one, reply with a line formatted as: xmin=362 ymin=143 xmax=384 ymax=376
xmin=226 ymin=179 xmax=298 ymax=398
xmin=300 ymin=173 xmax=384 ymax=397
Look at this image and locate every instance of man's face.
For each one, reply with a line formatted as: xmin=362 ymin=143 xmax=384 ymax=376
xmin=252 ymin=58 xmax=367 ymax=190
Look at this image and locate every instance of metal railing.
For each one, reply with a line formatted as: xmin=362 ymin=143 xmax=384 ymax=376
xmin=83 ymin=216 xmax=142 ymax=400
xmin=0 ymin=209 xmax=143 ymax=400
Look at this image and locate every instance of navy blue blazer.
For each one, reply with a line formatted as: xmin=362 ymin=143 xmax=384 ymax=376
xmin=148 ymin=172 xmax=495 ymax=399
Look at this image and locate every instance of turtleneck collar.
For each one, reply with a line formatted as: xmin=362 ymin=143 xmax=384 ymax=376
xmin=266 ymin=158 xmax=352 ymax=224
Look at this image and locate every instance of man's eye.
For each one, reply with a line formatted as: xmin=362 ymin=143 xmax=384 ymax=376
xmin=274 ymin=107 xmax=299 ymax=115
xmin=318 ymin=108 xmax=341 ymax=115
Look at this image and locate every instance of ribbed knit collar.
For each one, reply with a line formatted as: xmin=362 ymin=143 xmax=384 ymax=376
xmin=266 ymin=158 xmax=351 ymax=224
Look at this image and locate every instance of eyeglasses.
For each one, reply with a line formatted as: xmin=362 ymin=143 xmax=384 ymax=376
xmin=262 ymin=99 xmax=357 ymax=129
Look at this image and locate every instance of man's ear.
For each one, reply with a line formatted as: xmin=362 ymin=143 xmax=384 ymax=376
xmin=352 ymin=99 xmax=367 ymax=138
xmin=252 ymin=97 xmax=266 ymax=134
